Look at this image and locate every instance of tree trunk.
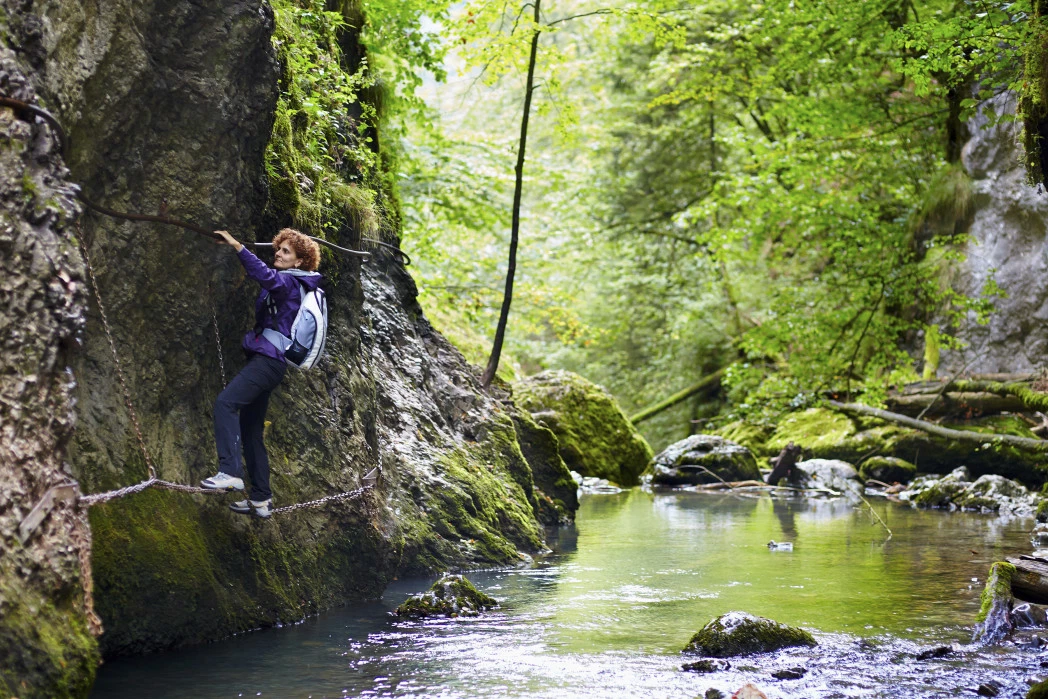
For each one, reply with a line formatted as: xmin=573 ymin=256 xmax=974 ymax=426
xmin=481 ymin=0 xmax=541 ymax=387
xmin=630 ymin=368 xmax=726 ymax=424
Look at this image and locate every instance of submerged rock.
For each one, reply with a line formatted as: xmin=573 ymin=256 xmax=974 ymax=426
xmin=772 ymin=667 xmax=807 ymax=680
xmin=859 ymin=456 xmax=916 ymax=484
xmin=1013 ymin=603 xmax=1048 ymax=628
xmin=682 ymin=658 xmax=731 ymax=673
xmin=649 ymin=435 xmax=761 ymax=487
xmin=683 ymin=612 xmax=817 ymax=657
xmin=973 ymin=562 xmax=1016 ymax=644
xmin=515 ymin=370 xmax=653 ymax=486
xmin=394 ymin=574 xmax=498 ymax=619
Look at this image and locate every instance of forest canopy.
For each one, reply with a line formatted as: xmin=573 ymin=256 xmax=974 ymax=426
xmin=390 ymin=0 xmax=1048 ymax=447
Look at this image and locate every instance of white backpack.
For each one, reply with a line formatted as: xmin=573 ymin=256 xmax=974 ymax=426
xmin=261 ymin=271 xmax=328 ymax=370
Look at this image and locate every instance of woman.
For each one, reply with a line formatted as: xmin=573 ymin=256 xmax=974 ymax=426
xmin=200 ymin=228 xmax=322 ymax=518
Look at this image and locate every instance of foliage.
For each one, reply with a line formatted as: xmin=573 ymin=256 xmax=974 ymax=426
xmin=399 ymin=0 xmax=1032 ymax=447
xmin=266 ymin=0 xmax=450 ymax=238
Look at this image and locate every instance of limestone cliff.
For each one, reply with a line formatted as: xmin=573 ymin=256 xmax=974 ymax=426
xmin=942 ymin=92 xmax=1048 ymax=373
xmin=0 ymin=0 xmax=573 ymax=692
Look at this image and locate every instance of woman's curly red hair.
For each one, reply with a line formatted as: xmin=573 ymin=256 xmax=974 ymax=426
xmin=273 ymin=228 xmax=320 ymax=271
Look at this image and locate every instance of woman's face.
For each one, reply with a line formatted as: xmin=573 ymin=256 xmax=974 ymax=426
xmin=274 ymin=241 xmax=302 ymax=270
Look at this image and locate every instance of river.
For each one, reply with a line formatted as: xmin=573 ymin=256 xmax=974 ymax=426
xmin=91 ymin=489 xmax=1043 ymax=698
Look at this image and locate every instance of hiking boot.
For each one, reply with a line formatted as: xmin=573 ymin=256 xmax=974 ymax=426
xmin=229 ymin=499 xmax=252 ymax=514
xmin=250 ymin=499 xmax=273 ymax=519
xmin=200 ymin=472 xmax=244 ymax=491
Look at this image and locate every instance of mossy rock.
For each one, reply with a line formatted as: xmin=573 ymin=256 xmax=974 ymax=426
xmin=649 ymin=435 xmax=761 ymax=486
xmin=1029 ymin=679 xmax=1048 ymax=699
xmin=767 ymin=409 xmax=857 ymax=456
xmin=394 ymin=574 xmax=498 ymax=619
xmin=514 ymin=370 xmax=653 ymax=486
xmin=511 ymin=409 xmax=579 ymax=524
xmin=859 ymin=456 xmax=916 ymax=484
xmin=770 ymin=408 xmax=1045 ymax=485
xmin=683 ymin=611 xmax=816 ymax=657
xmin=1036 ymin=499 xmax=1048 ymax=523
xmin=716 ymin=421 xmax=775 ymax=457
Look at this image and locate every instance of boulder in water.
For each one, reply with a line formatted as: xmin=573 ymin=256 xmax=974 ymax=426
xmin=394 ymin=574 xmax=498 ymax=619
xmin=650 ymin=435 xmax=761 ymax=487
xmin=792 ymin=459 xmax=864 ymax=499
xmin=514 ymin=370 xmax=653 ymax=486
xmin=683 ymin=611 xmax=816 ymax=657
xmin=1012 ymin=602 xmax=1048 ymax=628
xmin=859 ymin=456 xmax=916 ymax=484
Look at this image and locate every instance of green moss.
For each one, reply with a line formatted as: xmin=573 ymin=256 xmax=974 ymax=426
xmin=511 ymin=409 xmax=578 ymax=524
xmin=514 ymin=370 xmax=654 ymax=486
xmin=976 ymin=562 xmax=1016 ymax=624
xmin=859 ymin=456 xmax=916 ymax=484
xmin=767 ymin=408 xmax=857 ymax=455
xmin=1029 ymin=679 xmax=1048 ymax=699
xmin=1036 ymin=499 xmax=1048 ymax=522
xmin=89 ymin=482 xmax=390 ymax=656
xmin=394 ymin=574 xmax=498 ymax=619
xmin=716 ymin=420 xmax=775 ymax=457
xmin=683 ymin=612 xmax=817 ymax=657
xmin=0 ymin=583 xmax=98 ymax=699
xmin=398 ymin=415 xmax=545 ymax=575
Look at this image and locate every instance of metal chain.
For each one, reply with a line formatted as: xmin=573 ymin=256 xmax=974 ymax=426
xmin=77 ymin=222 xmax=157 ymax=480
xmin=208 ymin=286 xmax=226 ymax=387
xmin=72 ymin=507 xmax=104 ymax=635
xmin=270 ymin=485 xmax=373 ymax=515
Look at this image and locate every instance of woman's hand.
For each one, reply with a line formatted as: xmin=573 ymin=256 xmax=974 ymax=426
xmin=215 ymin=230 xmax=243 ymax=252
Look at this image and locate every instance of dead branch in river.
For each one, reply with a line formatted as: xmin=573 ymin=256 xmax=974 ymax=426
xmin=827 ymin=400 xmax=1048 ymax=452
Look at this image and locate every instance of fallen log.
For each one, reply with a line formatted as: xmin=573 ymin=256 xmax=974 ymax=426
xmin=827 ymin=401 xmax=1048 ymax=452
xmin=1007 ymin=556 xmax=1048 ymax=604
xmin=885 ymin=391 xmax=1028 ymax=417
xmin=630 ymin=368 xmax=726 ymax=424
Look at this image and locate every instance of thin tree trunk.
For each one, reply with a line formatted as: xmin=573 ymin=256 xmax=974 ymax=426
xmin=630 ymin=368 xmax=726 ymax=424
xmin=481 ymin=0 xmax=541 ymax=387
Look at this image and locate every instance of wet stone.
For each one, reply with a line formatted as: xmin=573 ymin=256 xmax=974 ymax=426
xmin=684 ymin=611 xmax=817 ymax=657
xmin=916 ymin=645 xmax=954 ymax=660
xmin=772 ymin=667 xmax=807 ymax=680
xmin=394 ymin=574 xmax=498 ymax=619
xmin=649 ymin=435 xmax=761 ymax=487
xmin=1015 ymin=603 xmax=1048 ymax=629
xmin=705 ymin=689 xmax=726 ymax=699
xmin=682 ymin=659 xmax=731 ymax=673
xmin=977 ymin=679 xmax=1003 ymax=697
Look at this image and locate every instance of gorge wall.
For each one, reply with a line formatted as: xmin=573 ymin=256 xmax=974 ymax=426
xmin=943 ymin=93 xmax=1048 ymax=374
xmin=0 ymin=2 xmax=575 ymax=696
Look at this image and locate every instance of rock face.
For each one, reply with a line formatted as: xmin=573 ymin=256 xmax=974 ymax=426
xmin=650 ymin=435 xmax=761 ymax=486
xmin=683 ymin=611 xmax=816 ymax=657
xmin=939 ymin=92 xmax=1048 ymax=374
xmin=394 ymin=574 xmax=498 ymax=619
xmin=0 ymin=33 xmax=98 ymax=698
xmin=515 ymin=370 xmax=654 ymax=486
xmin=1 ymin=0 xmax=570 ymax=671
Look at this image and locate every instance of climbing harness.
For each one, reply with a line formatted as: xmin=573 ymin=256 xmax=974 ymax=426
xmin=0 ymin=95 xmax=417 ymax=263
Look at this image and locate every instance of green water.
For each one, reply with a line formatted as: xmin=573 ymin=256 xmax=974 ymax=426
xmin=91 ymin=491 xmax=1042 ymax=698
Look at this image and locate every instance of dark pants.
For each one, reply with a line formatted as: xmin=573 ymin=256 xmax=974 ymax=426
xmin=215 ymin=354 xmax=286 ymax=501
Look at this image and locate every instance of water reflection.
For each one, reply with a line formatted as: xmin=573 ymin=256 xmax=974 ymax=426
xmin=91 ymin=492 xmax=1042 ymax=699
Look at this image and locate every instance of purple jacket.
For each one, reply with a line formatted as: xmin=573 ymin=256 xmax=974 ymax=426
xmin=237 ymin=247 xmax=322 ymax=362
